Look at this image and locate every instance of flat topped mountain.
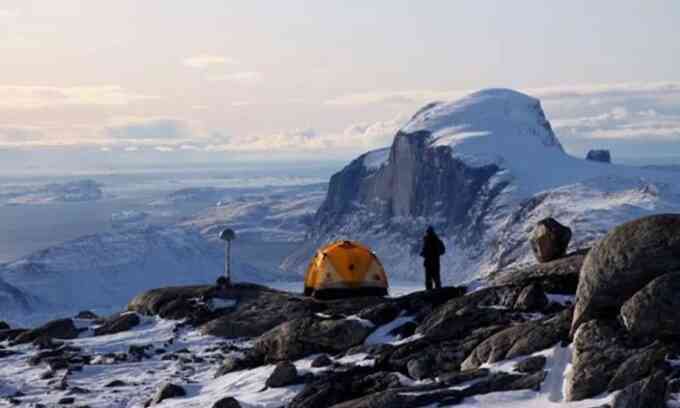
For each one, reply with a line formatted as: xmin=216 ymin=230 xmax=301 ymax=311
xmin=284 ymin=88 xmax=680 ymax=282
xmin=403 ymin=88 xmax=564 ymax=163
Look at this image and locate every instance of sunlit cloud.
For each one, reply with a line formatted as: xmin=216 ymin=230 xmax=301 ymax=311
xmin=324 ymin=90 xmax=465 ymax=106
xmin=0 ymin=125 xmax=45 ymax=142
xmin=208 ymin=71 xmax=263 ymax=84
xmin=231 ymin=101 xmax=254 ymax=107
xmin=104 ymin=117 xmax=192 ymax=141
xmin=324 ymin=82 xmax=680 ymax=107
xmin=0 ymin=10 xmax=18 ymax=18
xmin=0 ymin=85 xmax=158 ymax=109
xmin=526 ymin=82 xmax=680 ymax=101
xmin=3 ymin=82 xmax=680 ymax=153
xmin=182 ymin=55 xmax=237 ymax=69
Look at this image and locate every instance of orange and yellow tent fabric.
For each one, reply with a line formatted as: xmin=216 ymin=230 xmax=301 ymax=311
xmin=304 ymin=240 xmax=389 ymax=299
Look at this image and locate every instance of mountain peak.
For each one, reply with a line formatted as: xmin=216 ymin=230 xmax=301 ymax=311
xmin=400 ymin=88 xmax=564 ymax=168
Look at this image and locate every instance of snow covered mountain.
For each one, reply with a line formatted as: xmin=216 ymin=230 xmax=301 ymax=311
xmin=0 ymin=179 xmax=103 ymax=205
xmin=0 ymin=183 xmax=326 ymax=325
xmin=283 ymin=88 xmax=680 ymax=282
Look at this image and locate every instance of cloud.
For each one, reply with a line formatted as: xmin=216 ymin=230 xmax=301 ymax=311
xmin=324 ymin=90 xmax=466 ymax=106
xmin=208 ymin=71 xmax=263 ymax=84
xmin=104 ymin=117 xmax=191 ymax=141
xmin=203 ymin=114 xmax=406 ymax=154
xmin=4 ymin=81 xmax=679 ymax=155
xmin=525 ymin=82 xmax=680 ymax=101
xmin=553 ymin=107 xmax=680 ymax=142
xmin=0 ymin=125 xmax=45 ymax=142
xmin=0 ymin=9 xmax=19 ymax=18
xmin=183 ymin=55 xmax=237 ymax=69
xmin=324 ymin=82 xmax=680 ymax=108
xmin=231 ymin=101 xmax=254 ymax=107
xmin=0 ymin=85 xmax=158 ymax=109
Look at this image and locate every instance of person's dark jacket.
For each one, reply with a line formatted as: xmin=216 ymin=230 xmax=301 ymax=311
xmin=420 ymin=231 xmax=446 ymax=264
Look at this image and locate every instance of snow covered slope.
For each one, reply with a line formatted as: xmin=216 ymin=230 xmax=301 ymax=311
xmin=283 ymin=89 xmax=680 ymax=282
xmin=0 ymin=179 xmax=104 ymax=205
xmin=0 ymin=184 xmax=326 ymax=325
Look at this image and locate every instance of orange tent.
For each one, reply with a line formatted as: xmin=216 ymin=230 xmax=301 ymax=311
xmin=304 ymin=240 xmax=389 ymax=299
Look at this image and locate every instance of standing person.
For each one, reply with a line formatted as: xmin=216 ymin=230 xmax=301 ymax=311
xmin=420 ymin=226 xmax=445 ymax=290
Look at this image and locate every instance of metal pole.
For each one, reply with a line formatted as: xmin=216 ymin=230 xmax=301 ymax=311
xmin=226 ymin=240 xmax=231 ymax=285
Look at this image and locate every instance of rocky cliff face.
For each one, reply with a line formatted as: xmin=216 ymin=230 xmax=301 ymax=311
xmin=284 ymin=89 xmax=680 ymax=282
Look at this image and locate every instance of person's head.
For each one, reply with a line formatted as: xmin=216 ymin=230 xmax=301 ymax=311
xmin=426 ymin=226 xmax=435 ymax=235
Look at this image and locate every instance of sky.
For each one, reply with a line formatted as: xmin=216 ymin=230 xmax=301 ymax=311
xmin=1 ymin=0 xmax=680 ymax=171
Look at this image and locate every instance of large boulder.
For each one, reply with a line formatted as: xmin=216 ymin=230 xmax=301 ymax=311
xmin=620 ymin=272 xmax=680 ymax=339
xmin=150 ymin=383 xmax=186 ymax=405
xmin=374 ymin=325 xmax=504 ymax=377
xmin=571 ymin=214 xmax=680 ymax=335
xmin=212 ymin=398 xmax=242 ymax=408
xmin=201 ymin=292 xmax=314 ymax=338
xmin=265 ymin=361 xmax=299 ymax=388
xmin=564 ymin=319 xmax=668 ymax=401
xmin=128 ymin=285 xmax=215 ymax=316
xmin=461 ymin=308 xmax=572 ymax=370
xmin=566 ymin=319 xmax=632 ymax=400
xmin=610 ymin=370 xmax=667 ymax=408
xmin=255 ymin=317 xmax=374 ymax=362
xmin=512 ymin=283 xmax=548 ymax=312
xmin=529 ymin=218 xmax=572 ymax=263
xmin=417 ymin=285 xmax=536 ymax=340
xmin=94 ymin=312 xmax=141 ymax=336
xmin=488 ymin=249 xmax=587 ymax=294
xmin=289 ymin=367 xmax=400 ymax=408
xmin=13 ymin=319 xmax=78 ymax=344
xmin=607 ymin=344 xmax=669 ymax=392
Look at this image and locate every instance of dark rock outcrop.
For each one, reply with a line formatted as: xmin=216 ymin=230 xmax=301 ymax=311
xmin=530 ymin=218 xmax=572 ymax=263
xmin=289 ymin=367 xmax=400 ymax=408
xmin=610 ymin=370 xmax=667 ymax=408
xmin=0 ymin=328 xmax=27 ymax=342
xmin=311 ymin=354 xmax=333 ymax=368
xmin=563 ymin=318 xmax=668 ymax=401
xmin=515 ymin=356 xmax=547 ymax=373
xmin=461 ymin=308 xmax=572 ymax=370
xmin=212 ymin=397 xmax=242 ymax=408
xmin=607 ymin=344 xmax=668 ymax=392
xmin=94 ymin=312 xmax=141 ymax=336
xmin=571 ymin=214 xmax=680 ymax=335
xmin=200 ymin=291 xmax=314 ymax=338
xmin=128 ymin=285 xmax=215 ymax=316
xmin=586 ymin=149 xmax=612 ymax=163
xmin=13 ymin=319 xmax=78 ymax=344
xmin=214 ymin=351 xmax=264 ymax=378
xmin=512 ymin=283 xmax=548 ymax=312
xmin=265 ymin=361 xmax=298 ymax=388
xmin=488 ymin=249 xmax=587 ymax=294
xmin=619 ymin=272 xmax=680 ymax=339
xmin=151 ymin=383 xmax=186 ymax=405
xmin=75 ymin=311 xmax=98 ymax=320
xmin=255 ymin=317 xmax=374 ymax=362
xmin=356 ymin=302 xmax=402 ymax=326
xmin=417 ymin=285 xmax=534 ymax=339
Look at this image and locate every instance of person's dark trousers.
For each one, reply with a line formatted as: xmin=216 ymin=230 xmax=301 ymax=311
xmin=424 ymin=260 xmax=442 ymax=290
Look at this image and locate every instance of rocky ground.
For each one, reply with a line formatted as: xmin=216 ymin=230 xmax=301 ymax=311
xmin=1 ymin=214 xmax=680 ymax=407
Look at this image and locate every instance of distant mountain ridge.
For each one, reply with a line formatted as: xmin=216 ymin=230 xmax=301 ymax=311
xmin=283 ymin=89 xmax=680 ymax=282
